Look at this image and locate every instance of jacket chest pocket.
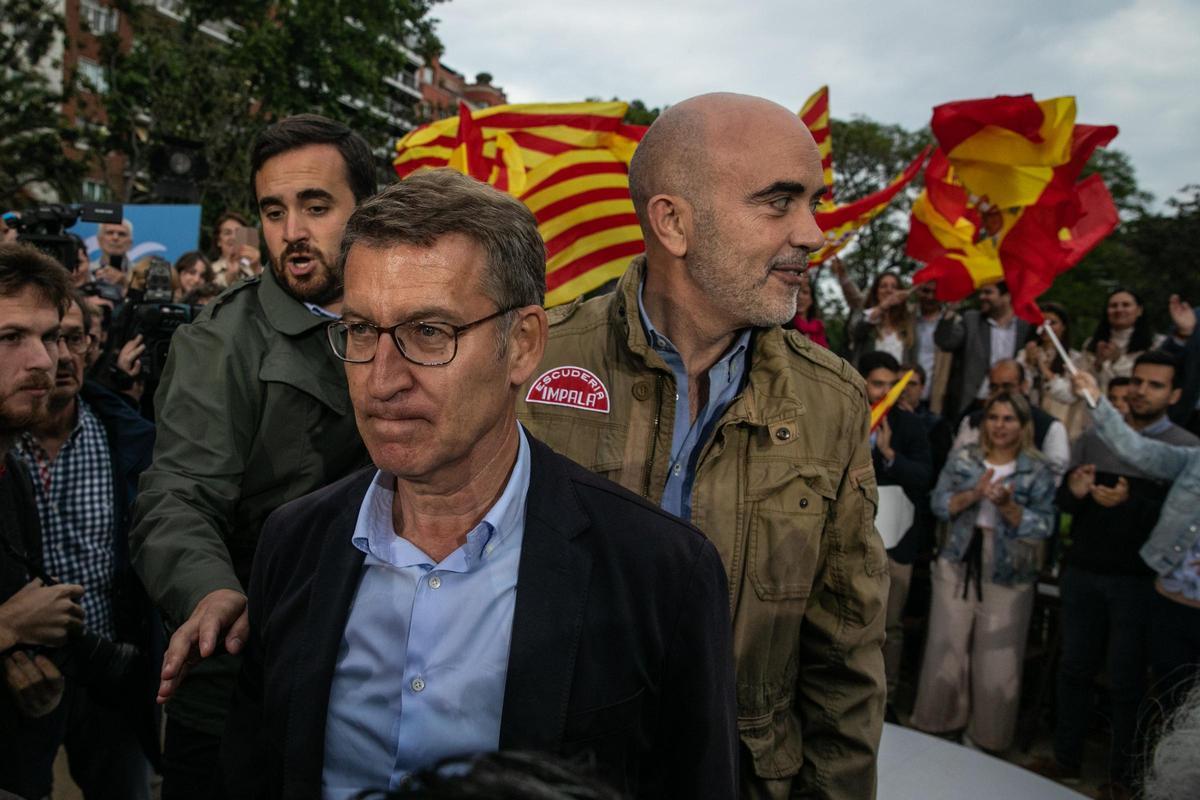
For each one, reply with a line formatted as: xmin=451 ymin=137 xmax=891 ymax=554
xmin=747 ymin=465 xmax=837 ymax=601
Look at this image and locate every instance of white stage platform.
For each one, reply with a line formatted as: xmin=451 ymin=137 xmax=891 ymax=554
xmin=879 ymin=724 xmax=1087 ymax=799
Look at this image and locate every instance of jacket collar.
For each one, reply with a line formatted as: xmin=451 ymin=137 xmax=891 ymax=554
xmin=610 ymin=257 xmax=806 ymax=430
xmin=259 ymin=266 xmax=335 ymax=337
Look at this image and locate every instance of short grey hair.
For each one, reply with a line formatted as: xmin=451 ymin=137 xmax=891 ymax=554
xmin=339 ymin=169 xmax=545 ymax=349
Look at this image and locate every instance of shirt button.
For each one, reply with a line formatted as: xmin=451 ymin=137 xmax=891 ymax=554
xmin=673 ymin=464 xmax=682 ymax=476
xmin=800 ymin=497 xmax=809 ymax=509
xmin=428 ymin=575 xmax=442 ymax=590
xmin=1191 ymin=526 xmax=1197 ymax=533
xmin=485 ymin=544 xmax=495 ymax=555
xmin=632 ymin=381 xmax=650 ymax=401
xmin=411 ymin=677 xmax=425 ymax=693
xmin=775 ymin=427 xmax=792 ymax=442
xmin=1174 ymin=545 xmax=1183 ymax=552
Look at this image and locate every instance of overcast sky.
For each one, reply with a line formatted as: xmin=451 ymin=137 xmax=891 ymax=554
xmin=430 ymin=0 xmax=1198 ymax=209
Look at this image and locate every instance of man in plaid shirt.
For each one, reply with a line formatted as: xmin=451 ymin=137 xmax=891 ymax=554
xmin=14 ymin=292 xmax=158 ymax=799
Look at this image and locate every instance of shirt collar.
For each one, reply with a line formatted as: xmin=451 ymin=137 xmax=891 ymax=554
xmin=635 ymin=276 xmax=751 ymax=369
xmin=304 ymin=302 xmax=340 ymax=320
xmin=1138 ymin=415 xmax=1174 ymax=436
xmin=986 ymin=315 xmax=1016 ymax=331
xmin=351 ymin=423 xmax=531 ymax=573
xmin=17 ymin=397 xmax=92 ymax=456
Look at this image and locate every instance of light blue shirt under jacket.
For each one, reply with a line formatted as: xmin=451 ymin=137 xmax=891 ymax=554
xmin=637 ymin=281 xmax=750 ymax=521
xmin=321 ymin=426 xmax=531 ymax=799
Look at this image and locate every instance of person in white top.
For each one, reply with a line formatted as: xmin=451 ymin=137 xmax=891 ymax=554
xmin=950 ymin=359 xmax=1070 ymax=483
xmin=848 ymin=271 xmax=913 ymax=367
xmin=1080 ymin=287 xmax=1163 ymax=391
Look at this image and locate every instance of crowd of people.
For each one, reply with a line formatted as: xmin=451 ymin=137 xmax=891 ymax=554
xmin=0 ymin=94 xmax=1197 ymax=800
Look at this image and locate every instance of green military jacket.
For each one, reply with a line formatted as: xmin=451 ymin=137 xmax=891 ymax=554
xmin=130 ymin=268 xmax=366 ymax=734
xmin=517 ymin=258 xmax=887 ymax=800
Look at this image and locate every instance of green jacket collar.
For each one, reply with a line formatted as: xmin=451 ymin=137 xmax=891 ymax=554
xmin=259 ymin=266 xmax=335 ymax=337
xmin=610 ymin=256 xmax=806 ymax=429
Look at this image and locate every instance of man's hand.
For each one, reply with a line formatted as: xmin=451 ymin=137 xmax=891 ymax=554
xmin=4 ymin=650 xmax=65 ymax=718
xmin=1169 ymin=294 xmax=1196 ymax=338
xmin=116 ymin=334 xmax=145 ymax=379
xmin=879 ymin=289 xmax=910 ymax=310
xmin=1067 ymin=464 xmax=1096 ymax=499
xmin=1091 ymin=477 xmax=1130 ymax=508
xmin=158 ymin=588 xmax=248 ymax=704
xmin=875 ymin=417 xmax=895 ymax=463
xmin=0 ymin=579 xmax=84 ymax=648
xmin=94 ymin=265 xmax=127 ymax=288
xmin=1071 ymin=371 xmax=1101 ymax=401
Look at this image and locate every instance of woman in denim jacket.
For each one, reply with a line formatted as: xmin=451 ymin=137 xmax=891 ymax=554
xmin=1072 ymin=371 xmax=1200 ymax=704
xmin=911 ymin=391 xmax=1057 ymax=752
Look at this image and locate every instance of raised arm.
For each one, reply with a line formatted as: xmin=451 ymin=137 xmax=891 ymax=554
xmin=1072 ymin=372 xmax=1191 ymax=481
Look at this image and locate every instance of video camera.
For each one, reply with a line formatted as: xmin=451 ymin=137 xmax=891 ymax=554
xmin=6 ymin=202 xmax=123 ymax=271
xmin=108 ymin=257 xmax=199 ymax=383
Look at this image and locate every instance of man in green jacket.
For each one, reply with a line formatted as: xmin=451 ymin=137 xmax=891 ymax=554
xmin=517 ymin=94 xmax=887 ymax=799
xmin=129 ymin=115 xmax=373 ymax=799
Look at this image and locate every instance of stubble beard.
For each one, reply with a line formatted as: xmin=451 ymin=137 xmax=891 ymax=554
xmin=688 ymin=214 xmax=799 ymax=330
xmin=271 ymin=245 xmax=343 ymax=307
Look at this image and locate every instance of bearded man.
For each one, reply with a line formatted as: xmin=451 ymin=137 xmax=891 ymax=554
xmin=129 ymin=115 xmax=372 ymax=800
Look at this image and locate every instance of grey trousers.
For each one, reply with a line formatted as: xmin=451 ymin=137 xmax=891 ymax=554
xmin=884 ymin=558 xmax=913 ymax=699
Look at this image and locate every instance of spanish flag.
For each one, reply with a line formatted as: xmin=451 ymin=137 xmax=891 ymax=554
xmin=871 ymin=370 xmax=914 ymax=432
xmin=909 ymin=95 xmax=1119 ymax=324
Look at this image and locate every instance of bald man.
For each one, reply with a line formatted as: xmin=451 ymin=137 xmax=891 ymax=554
xmin=518 ymin=93 xmax=886 ymax=799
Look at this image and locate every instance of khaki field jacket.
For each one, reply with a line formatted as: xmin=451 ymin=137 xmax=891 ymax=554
xmin=518 ymin=258 xmax=887 ymax=799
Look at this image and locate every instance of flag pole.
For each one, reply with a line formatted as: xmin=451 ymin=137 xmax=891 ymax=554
xmin=1040 ymin=322 xmax=1097 ymax=409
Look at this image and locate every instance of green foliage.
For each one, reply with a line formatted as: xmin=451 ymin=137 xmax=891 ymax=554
xmin=811 ymin=117 xmax=930 ymax=324
xmin=0 ymin=0 xmax=87 ymax=203
xmin=94 ymin=0 xmax=442 ymax=244
xmin=622 ymin=99 xmax=662 ymax=127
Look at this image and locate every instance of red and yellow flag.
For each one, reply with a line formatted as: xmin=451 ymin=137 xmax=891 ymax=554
xmin=870 ymin=370 xmax=914 ymax=431
xmin=910 ymin=95 xmax=1119 ymax=323
xmin=799 ymin=86 xmax=834 ymax=201
xmin=394 ymin=101 xmax=647 ymax=305
xmin=811 ymin=146 xmax=930 ymax=265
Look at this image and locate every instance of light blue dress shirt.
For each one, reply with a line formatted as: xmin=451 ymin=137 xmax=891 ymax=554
xmin=637 ymin=281 xmax=750 ymax=521
xmin=322 ymin=427 xmax=531 ymax=800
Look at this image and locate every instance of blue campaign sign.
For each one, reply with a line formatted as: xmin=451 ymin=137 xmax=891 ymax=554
xmin=75 ymin=204 xmax=203 ymax=265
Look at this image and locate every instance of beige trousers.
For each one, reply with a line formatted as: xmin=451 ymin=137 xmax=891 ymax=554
xmin=909 ymin=544 xmax=1036 ymax=752
xmin=885 ymin=558 xmax=913 ymax=699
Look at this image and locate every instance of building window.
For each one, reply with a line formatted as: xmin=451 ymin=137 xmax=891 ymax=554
xmin=82 ymin=179 xmax=112 ymax=202
xmin=77 ymin=59 xmax=108 ymax=94
xmin=80 ymin=0 xmax=119 ymax=35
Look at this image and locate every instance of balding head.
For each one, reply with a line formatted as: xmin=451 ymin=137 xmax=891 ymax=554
xmin=989 ymin=359 xmax=1028 ymax=397
xmin=628 ymin=92 xmax=826 ymax=334
xmin=629 ymin=93 xmax=820 ymax=232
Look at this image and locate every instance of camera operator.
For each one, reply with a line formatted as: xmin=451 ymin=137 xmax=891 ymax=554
xmin=91 ymin=219 xmax=134 ymax=293
xmin=13 ymin=289 xmax=161 ymax=798
xmin=0 ymin=242 xmax=88 ymax=799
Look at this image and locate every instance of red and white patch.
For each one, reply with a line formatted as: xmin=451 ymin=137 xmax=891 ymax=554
xmin=526 ymin=365 xmax=610 ymax=414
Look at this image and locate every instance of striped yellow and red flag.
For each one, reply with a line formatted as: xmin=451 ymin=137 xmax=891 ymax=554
xmin=799 ymin=86 xmax=834 ymax=201
xmin=810 ymin=146 xmax=930 ymax=265
xmin=870 ymin=370 xmax=914 ymax=431
xmin=394 ymin=102 xmax=647 ymax=306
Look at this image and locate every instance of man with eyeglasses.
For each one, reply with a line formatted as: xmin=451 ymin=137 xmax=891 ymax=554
xmin=0 ymin=242 xmax=89 ymax=798
xmin=220 ymin=170 xmax=738 ymax=799
xmin=130 ymin=115 xmax=372 ymax=800
xmin=13 ymin=291 xmax=159 ymax=798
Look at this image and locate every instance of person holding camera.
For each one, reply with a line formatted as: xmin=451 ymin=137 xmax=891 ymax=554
xmin=90 ymin=219 xmax=135 ymax=293
xmin=130 ymin=115 xmax=372 ymax=800
xmin=0 ymin=242 xmax=90 ymax=798
xmin=13 ymin=290 xmax=160 ymax=798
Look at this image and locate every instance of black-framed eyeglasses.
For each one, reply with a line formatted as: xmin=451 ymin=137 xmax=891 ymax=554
xmin=327 ymin=307 xmax=520 ymax=366
xmin=58 ymin=331 xmax=95 ymax=355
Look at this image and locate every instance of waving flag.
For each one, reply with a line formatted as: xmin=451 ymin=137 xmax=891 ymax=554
xmin=871 ymin=370 xmax=915 ymax=431
xmin=811 ymin=146 xmax=930 ymax=265
xmin=799 ymin=86 xmax=834 ymax=200
xmin=910 ymin=94 xmax=1119 ymax=323
xmin=394 ymin=102 xmax=647 ymax=305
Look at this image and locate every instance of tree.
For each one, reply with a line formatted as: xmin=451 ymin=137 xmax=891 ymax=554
xmin=0 ymin=0 xmax=88 ymax=204
xmin=93 ymin=0 xmax=442 ymax=244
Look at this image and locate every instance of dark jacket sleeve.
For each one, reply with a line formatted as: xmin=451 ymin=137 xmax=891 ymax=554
xmin=876 ymin=411 xmax=934 ymax=502
xmin=656 ymin=539 xmax=738 ymax=799
xmin=220 ymin=512 xmax=279 ymax=798
xmin=934 ymin=313 xmax=965 ymax=352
